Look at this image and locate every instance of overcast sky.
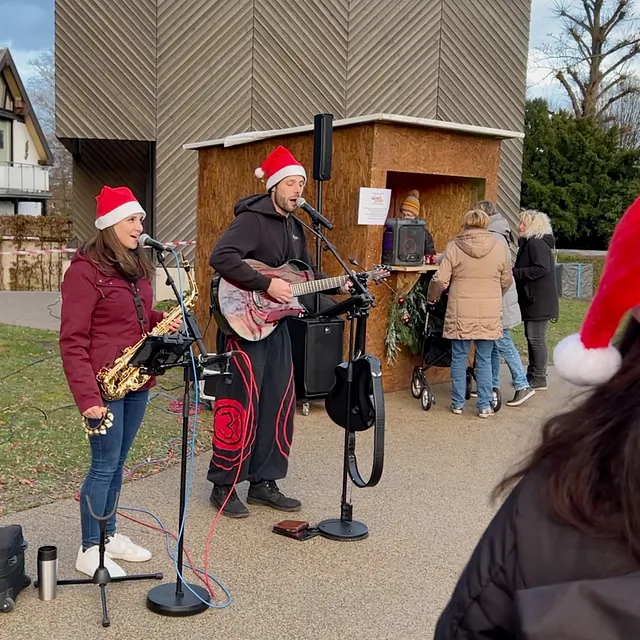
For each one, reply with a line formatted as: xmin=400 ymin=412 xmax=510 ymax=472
xmin=0 ymin=0 xmax=637 ymax=107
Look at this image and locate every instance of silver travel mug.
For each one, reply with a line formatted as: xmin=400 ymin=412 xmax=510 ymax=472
xmin=37 ymin=546 xmax=57 ymax=601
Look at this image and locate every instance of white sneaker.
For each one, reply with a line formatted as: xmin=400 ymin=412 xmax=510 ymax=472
xmin=105 ymin=532 xmax=152 ymax=562
xmin=76 ymin=545 xmax=126 ymax=578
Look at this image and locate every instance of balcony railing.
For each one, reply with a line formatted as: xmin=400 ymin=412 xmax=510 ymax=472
xmin=0 ymin=161 xmax=50 ymax=195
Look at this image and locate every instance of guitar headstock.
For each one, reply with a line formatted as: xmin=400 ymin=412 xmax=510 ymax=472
xmin=369 ymin=264 xmax=391 ymax=283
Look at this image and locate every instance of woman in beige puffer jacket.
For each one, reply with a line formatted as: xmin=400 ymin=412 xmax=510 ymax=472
xmin=427 ymin=209 xmax=512 ymax=417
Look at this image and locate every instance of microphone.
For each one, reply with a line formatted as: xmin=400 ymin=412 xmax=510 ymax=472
xmin=138 ymin=233 xmax=170 ymax=252
xmin=295 ymin=197 xmax=334 ymax=230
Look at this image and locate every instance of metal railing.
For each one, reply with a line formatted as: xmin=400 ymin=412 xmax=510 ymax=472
xmin=0 ymin=161 xmax=50 ymax=194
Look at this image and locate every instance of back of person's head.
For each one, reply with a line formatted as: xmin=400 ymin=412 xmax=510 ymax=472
xmin=474 ymin=200 xmax=496 ymax=217
xmin=494 ymin=315 xmax=640 ymax=561
xmin=462 ymin=209 xmax=490 ymax=230
xmin=519 ymin=209 xmax=553 ymax=239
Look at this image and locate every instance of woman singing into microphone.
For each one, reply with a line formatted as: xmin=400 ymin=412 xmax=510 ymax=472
xmin=59 ymin=186 xmax=181 ymax=577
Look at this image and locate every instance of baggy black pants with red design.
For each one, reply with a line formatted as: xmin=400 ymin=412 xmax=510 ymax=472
xmin=207 ymin=322 xmax=295 ymax=486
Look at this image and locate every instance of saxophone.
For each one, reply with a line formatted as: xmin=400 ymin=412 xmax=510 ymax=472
xmin=96 ymin=254 xmax=198 ymax=401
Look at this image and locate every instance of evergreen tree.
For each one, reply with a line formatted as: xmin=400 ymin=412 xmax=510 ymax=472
xmin=521 ymin=98 xmax=640 ymax=249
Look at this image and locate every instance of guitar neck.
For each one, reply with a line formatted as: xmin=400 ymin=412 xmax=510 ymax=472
xmin=290 ymin=274 xmax=348 ymax=297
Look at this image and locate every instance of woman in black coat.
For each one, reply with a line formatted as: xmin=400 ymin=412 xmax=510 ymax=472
xmin=434 ymin=315 xmax=640 ymax=640
xmin=513 ymin=210 xmax=559 ymax=390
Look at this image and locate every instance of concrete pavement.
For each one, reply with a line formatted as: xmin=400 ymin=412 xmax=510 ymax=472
xmin=0 ymin=368 xmax=578 ymax=640
xmin=0 ymin=292 xmax=61 ymax=331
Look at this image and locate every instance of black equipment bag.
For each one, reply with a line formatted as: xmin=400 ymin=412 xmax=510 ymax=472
xmin=0 ymin=525 xmax=30 ymax=612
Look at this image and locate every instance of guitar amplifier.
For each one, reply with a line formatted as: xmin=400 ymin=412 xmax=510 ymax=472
xmin=286 ymin=316 xmax=344 ymax=400
xmin=382 ymin=218 xmax=426 ymax=266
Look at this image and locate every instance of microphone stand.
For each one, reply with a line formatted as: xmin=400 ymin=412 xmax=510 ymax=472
xmin=292 ymin=213 xmax=374 ymax=540
xmin=145 ymin=249 xmax=232 ymax=616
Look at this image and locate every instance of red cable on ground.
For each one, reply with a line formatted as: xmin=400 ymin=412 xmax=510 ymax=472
xmin=202 ymin=347 xmax=256 ymax=594
xmin=71 ymin=350 xmax=258 ymax=603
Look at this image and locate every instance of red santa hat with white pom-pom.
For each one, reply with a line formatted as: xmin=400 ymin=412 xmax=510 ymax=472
xmin=254 ymin=145 xmax=306 ymax=191
xmin=554 ymin=195 xmax=640 ymax=386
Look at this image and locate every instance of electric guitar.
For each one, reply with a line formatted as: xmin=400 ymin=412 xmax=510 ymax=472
xmin=214 ymin=259 xmax=389 ymax=341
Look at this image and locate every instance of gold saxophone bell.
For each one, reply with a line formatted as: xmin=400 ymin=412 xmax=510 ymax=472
xmin=96 ymin=253 xmax=198 ymax=400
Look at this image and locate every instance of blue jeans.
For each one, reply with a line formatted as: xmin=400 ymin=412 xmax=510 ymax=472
xmin=80 ymin=390 xmax=148 ymax=549
xmin=491 ymin=328 xmax=529 ymax=390
xmin=451 ymin=340 xmax=493 ymax=410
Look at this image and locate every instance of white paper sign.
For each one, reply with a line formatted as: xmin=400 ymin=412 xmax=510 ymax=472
xmin=357 ymin=187 xmax=392 ymax=226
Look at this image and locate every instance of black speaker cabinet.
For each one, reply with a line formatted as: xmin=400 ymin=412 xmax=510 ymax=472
xmin=382 ymin=218 xmax=426 ymax=266
xmin=312 ymin=113 xmax=333 ymax=181
xmin=286 ymin=316 xmax=344 ymax=400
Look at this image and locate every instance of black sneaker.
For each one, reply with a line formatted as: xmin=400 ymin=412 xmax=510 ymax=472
xmin=247 ymin=480 xmax=301 ymax=512
xmin=209 ymin=485 xmax=249 ymax=518
xmin=506 ymin=387 xmax=536 ymax=407
xmin=528 ymin=376 xmax=548 ymax=391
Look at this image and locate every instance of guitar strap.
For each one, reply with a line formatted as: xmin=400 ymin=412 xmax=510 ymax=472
xmin=347 ymin=354 xmax=384 ymax=488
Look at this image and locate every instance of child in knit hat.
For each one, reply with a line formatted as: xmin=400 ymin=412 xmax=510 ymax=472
xmin=399 ymin=190 xmax=436 ymax=258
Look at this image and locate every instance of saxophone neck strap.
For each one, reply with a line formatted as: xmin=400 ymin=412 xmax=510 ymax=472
xmin=131 ymin=285 xmax=145 ymax=335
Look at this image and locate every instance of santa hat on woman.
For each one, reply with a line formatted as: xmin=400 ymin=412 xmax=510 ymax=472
xmin=94 ymin=186 xmax=146 ymax=230
xmin=254 ymin=146 xmax=306 ymax=191
xmin=554 ymin=195 xmax=640 ymax=386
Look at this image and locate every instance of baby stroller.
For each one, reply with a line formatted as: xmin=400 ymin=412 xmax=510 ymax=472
xmin=411 ymin=292 xmax=502 ymax=413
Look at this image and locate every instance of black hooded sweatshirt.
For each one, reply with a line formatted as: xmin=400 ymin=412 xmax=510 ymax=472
xmin=513 ymin=234 xmax=559 ymax=322
xmin=209 ymin=193 xmax=325 ymax=291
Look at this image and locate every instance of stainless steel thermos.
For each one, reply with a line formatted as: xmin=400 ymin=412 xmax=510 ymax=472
xmin=37 ymin=545 xmax=57 ymax=601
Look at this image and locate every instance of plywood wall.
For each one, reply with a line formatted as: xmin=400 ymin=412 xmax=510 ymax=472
xmin=194 ymin=124 xmax=376 ymax=348
xmin=193 ymin=121 xmax=504 ymax=394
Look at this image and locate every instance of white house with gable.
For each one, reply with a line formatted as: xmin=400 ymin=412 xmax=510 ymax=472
xmin=0 ymin=48 xmax=53 ymax=215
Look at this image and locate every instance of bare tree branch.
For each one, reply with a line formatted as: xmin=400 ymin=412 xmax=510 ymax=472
xmin=538 ymin=0 xmax=640 ymax=122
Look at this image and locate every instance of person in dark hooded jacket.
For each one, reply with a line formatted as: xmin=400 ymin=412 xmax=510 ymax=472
xmin=513 ymin=210 xmax=559 ymax=391
xmin=435 ymin=197 xmax=640 ymax=639
xmin=207 ymin=146 xmax=345 ymax=518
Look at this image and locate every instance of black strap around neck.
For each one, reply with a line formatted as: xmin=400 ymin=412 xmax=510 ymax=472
xmin=131 ymin=285 xmax=146 ymax=335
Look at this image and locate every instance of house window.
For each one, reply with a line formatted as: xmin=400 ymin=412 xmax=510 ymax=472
xmin=0 ymin=75 xmax=11 ymax=111
xmin=0 ymin=119 xmax=11 ymax=163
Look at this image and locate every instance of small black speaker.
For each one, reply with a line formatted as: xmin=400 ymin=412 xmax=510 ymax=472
xmin=286 ymin=316 xmax=344 ymax=399
xmin=382 ymin=218 xmax=426 ymax=266
xmin=313 ymin=113 xmax=333 ymax=181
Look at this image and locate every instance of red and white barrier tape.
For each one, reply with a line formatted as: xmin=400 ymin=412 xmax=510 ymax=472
xmin=0 ymin=240 xmax=196 ymax=256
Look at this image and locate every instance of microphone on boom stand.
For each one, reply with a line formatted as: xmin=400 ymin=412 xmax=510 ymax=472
xmin=295 ymin=197 xmax=334 ymax=231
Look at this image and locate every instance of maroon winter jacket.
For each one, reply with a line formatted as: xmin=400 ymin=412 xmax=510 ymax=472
xmin=59 ymin=251 xmax=164 ymax=413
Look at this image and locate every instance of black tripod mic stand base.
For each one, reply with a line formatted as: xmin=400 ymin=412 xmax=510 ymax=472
xmin=146 ymin=582 xmax=210 ymax=617
xmin=317 ymin=518 xmax=368 ymax=541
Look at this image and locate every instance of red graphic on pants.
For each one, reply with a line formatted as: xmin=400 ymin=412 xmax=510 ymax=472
xmin=212 ymin=398 xmax=246 ymax=452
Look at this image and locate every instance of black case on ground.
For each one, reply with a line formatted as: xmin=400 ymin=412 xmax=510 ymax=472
xmin=0 ymin=524 xmax=31 ymax=612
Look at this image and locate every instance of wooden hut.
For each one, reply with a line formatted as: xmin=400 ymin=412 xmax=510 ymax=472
xmin=185 ymin=114 xmax=523 ymax=393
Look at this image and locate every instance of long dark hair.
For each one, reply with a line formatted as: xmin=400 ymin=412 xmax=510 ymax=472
xmin=82 ymin=226 xmax=154 ymax=280
xmin=494 ymin=316 xmax=640 ymax=561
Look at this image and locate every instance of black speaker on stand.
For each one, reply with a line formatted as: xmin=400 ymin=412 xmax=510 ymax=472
xmin=291 ymin=113 xmax=338 ymax=416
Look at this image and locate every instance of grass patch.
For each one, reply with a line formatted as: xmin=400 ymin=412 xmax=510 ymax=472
xmin=510 ymin=298 xmax=589 ymax=361
xmin=0 ymin=324 xmax=213 ymax=517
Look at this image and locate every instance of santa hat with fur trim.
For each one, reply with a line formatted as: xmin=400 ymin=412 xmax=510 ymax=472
xmin=254 ymin=146 xmax=306 ymax=191
xmin=554 ymin=195 xmax=640 ymax=386
xmin=95 ymin=186 xmax=146 ymax=230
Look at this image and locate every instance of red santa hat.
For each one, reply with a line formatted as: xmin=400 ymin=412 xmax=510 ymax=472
xmin=554 ymin=195 xmax=640 ymax=386
xmin=254 ymin=146 xmax=306 ymax=191
xmin=95 ymin=186 xmax=146 ymax=230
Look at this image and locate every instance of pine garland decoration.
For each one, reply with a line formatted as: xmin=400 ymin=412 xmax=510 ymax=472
xmin=384 ymin=280 xmax=428 ymax=364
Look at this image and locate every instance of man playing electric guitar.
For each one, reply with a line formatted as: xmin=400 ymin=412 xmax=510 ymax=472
xmin=207 ymin=145 xmax=347 ymax=518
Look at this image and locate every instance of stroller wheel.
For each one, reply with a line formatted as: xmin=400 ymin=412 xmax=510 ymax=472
xmin=491 ymin=387 xmax=502 ymax=413
xmin=465 ymin=367 xmax=475 ymax=400
xmin=421 ymin=383 xmax=434 ymax=411
xmin=411 ymin=369 xmax=423 ymax=399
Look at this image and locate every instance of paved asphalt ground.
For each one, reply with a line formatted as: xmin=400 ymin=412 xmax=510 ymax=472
xmin=0 ymin=362 xmax=578 ymax=640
